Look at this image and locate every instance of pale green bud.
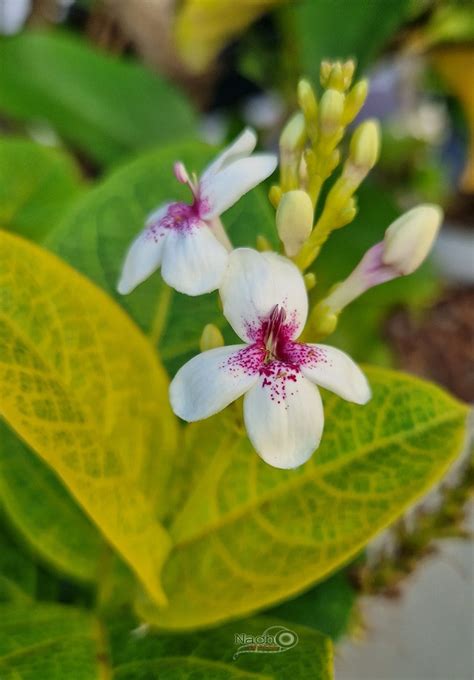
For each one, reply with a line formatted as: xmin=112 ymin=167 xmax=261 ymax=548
xmin=348 ymin=119 xmax=380 ymax=172
xmin=304 ymin=272 xmax=317 ymax=291
xmin=342 ymin=60 xmax=356 ymax=88
xmin=200 ymin=324 xmax=224 ymax=352
xmin=333 ymin=197 xmax=357 ymax=228
xmin=269 ymin=184 xmax=282 ymax=208
xmin=328 ymin=62 xmax=344 ymax=91
xmin=276 ymin=190 xmax=314 ymax=257
xmin=343 ymin=79 xmax=368 ymax=123
xmin=256 ymin=234 xmax=272 ymax=252
xmin=298 ymin=78 xmax=318 ymax=120
xmin=308 ymin=302 xmax=338 ymax=338
xmin=320 ymin=60 xmax=332 ymax=87
xmin=280 ymin=112 xmax=306 ymax=153
xmin=319 ymin=89 xmax=345 ymax=133
xmin=383 ymin=204 xmax=443 ymax=274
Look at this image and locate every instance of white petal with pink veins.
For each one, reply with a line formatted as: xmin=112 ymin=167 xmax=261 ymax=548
xmin=170 ymin=345 xmax=260 ymax=421
xmin=200 ymin=155 xmax=277 ymax=220
xmin=301 ymin=344 xmax=371 ymax=404
xmin=200 ymin=127 xmax=257 ymax=182
xmin=244 ymin=370 xmax=324 ymax=469
xmin=220 ymin=248 xmax=308 ymax=342
xmin=117 ymin=204 xmax=171 ymax=295
xmin=161 ymin=224 xmax=229 ymax=296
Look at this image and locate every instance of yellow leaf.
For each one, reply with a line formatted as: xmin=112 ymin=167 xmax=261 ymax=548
xmin=175 ymin=0 xmax=287 ymax=74
xmin=0 ymin=230 xmax=177 ymax=605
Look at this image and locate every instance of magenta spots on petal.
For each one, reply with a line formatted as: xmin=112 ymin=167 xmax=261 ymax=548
xmin=220 ymin=305 xmax=329 ymax=408
xmin=146 ymin=201 xmax=203 ymax=238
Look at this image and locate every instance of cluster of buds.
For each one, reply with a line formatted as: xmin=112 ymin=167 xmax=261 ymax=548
xmin=270 ymin=60 xmax=380 ymax=271
xmin=269 ymin=59 xmax=442 ymax=341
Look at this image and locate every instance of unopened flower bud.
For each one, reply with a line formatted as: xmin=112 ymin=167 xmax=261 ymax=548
xmin=342 ymin=79 xmax=368 ymax=124
xmin=256 ymin=234 xmax=272 ymax=252
xmin=269 ymin=184 xmax=282 ymax=208
xmin=328 ymin=62 xmax=344 ymax=91
xmin=280 ymin=112 xmax=306 ymax=153
xmin=320 ymin=60 xmax=332 ymax=87
xmin=319 ymin=89 xmax=345 ymax=133
xmin=308 ymin=302 xmax=338 ymax=339
xmin=298 ymin=79 xmax=318 ymax=120
xmin=348 ymin=119 xmax=380 ymax=172
xmin=383 ymin=204 xmax=443 ymax=274
xmin=304 ymin=272 xmax=317 ymax=291
xmin=334 ymin=197 xmax=357 ymax=228
xmin=276 ymin=190 xmax=314 ymax=257
xmin=174 ymin=161 xmax=190 ymax=184
xmin=342 ymin=60 xmax=356 ymax=88
xmin=200 ymin=324 xmax=224 ymax=352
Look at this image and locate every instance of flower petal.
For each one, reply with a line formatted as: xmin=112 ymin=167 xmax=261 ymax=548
xmin=200 ymin=127 xmax=257 ymax=183
xmin=301 ymin=344 xmax=371 ymax=404
xmin=220 ymin=248 xmax=308 ymax=342
xmin=170 ymin=345 xmax=260 ymax=421
xmin=117 ymin=204 xmax=171 ymax=295
xmin=244 ymin=370 xmax=323 ymax=469
xmin=161 ymin=223 xmax=229 ymax=295
xmin=200 ymin=154 xmax=277 ymax=219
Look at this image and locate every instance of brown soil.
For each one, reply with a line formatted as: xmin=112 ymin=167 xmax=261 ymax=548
xmin=385 ymin=287 xmax=474 ymax=403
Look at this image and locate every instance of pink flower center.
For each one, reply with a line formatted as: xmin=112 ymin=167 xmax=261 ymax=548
xmin=224 ymin=305 xmax=327 ymax=405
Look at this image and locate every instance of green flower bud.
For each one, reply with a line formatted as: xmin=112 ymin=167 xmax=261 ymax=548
xmin=276 ymin=190 xmax=314 ymax=257
xmin=304 ymin=272 xmax=317 ymax=291
xmin=280 ymin=112 xmax=306 ymax=153
xmin=343 ymin=79 xmax=369 ymax=124
xmin=319 ymin=89 xmax=345 ymax=133
xmin=348 ymin=119 xmax=380 ymax=173
xmin=298 ymin=78 xmax=318 ymax=120
xmin=268 ymin=184 xmax=282 ymax=208
xmin=200 ymin=324 xmax=224 ymax=352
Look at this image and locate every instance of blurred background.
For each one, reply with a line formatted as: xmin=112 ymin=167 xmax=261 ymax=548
xmin=0 ymin=1 xmax=472 ymax=678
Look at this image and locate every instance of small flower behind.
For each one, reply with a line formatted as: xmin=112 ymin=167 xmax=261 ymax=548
xmin=117 ymin=128 xmax=277 ymax=296
xmin=170 ymin=248 xmax=370 ymax=469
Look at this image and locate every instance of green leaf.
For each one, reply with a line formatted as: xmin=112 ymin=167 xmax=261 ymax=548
xmin=293 ymin=0 xmax=410 ymax=76
xmin=0 ymin=604 xmax=104 ymax=679
xmin=0 ymin=523 xmax=37 ymax=604
xmin=0 ymin=32 xmax=197 ymax=166
xmin=0 ymin=604 xmax=333 ymax=679
xmin=0 ymin=138 xmax=83 ymax=242
xmin=0 ymin=230 xmax=177 ymax=606
xmin=265 ymin=569 xmax=356 ymax=640
xmin=47 ymin=140 xmax=277 ymax=376
xmin=110 ymin=615 xmax=333 ymax=680
xmin=138 ymin=366 xmax=468 ymax=629
xmin=0 ymin=421 xmax=103 ymax=583
xmin=313 ymin=183 xmax=439 ymax=364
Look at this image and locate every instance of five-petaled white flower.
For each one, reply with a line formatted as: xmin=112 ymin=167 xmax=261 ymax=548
xmin=170 ymin=248 xmax=371 ymax=469
xmin=117 ymin=128 xmax=277 ymax=297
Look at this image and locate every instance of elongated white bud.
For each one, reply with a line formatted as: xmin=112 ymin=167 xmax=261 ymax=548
xmin=320 ymin=204 xmax=443 ymax=314
xmin=276 ymin=190 xmax=314 ymax=257
xmin=383 ymin=204 xmax=443 ymax=275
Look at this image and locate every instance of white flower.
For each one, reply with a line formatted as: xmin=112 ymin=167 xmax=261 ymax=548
xmin=170 ymin=248 xmax=370 ymax=469
xmin=117 ymin=128 xmax=277 ymax=296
